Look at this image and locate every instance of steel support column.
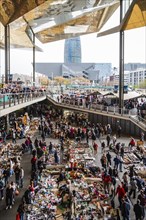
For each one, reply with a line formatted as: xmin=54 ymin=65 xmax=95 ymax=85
xmin=33 ymin=33 xmax=35 ymax=87
xmin=5 ymin=25 xmax=10 ymax=84
xmin=119 ymin=0 xmax=124 ymax=114
xmin=6 ymin=114 xmax=10 ymax=132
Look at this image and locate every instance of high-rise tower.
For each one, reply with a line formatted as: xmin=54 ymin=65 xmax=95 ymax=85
xmin=64 ymin=37 xmax=81 ymax=63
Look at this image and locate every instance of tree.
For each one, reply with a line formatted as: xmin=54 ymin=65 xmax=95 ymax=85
xmin=39 ymin=76 xmax=50 ymax=86
xmin=54 ymin=76 xmax=70 ymax=85
xmin=138 ymin=79 xmax=146 ymax=89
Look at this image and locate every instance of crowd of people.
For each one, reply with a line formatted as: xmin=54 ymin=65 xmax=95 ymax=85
xmin=0 ymin=104 xmax=145 ymax=220
xmin=0 ymin=83 xmax=46 ymax=95
xmin=52 ymin=92 xmax=146 ymax=120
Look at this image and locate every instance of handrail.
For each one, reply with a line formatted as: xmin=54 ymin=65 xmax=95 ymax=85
xmin=0 ymin=92 xmax=46 ymax=110
xmin=130 ymin=115 xmax=146 ymax=125
xmin=47 ymin=94 xmax=146 ymax=130
xmin=47 ymin=94 xmax=131 ymax=116
xmin=48 ymin=93 xmax=143 ymax=117
xmin=0 ymin=91 xmax=46 ymax=96
xmin=0 ymin=92 xmax=145 ymax=130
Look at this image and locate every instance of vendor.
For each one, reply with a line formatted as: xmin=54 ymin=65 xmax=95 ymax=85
xmin=57 ymin=169 xmax=66 ymax=184
xmin=128 ymin=137 xmax=136 ymax=151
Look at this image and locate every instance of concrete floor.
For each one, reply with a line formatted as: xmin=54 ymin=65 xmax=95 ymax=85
xmin=0 ymin=132 xmax=144 ymax=220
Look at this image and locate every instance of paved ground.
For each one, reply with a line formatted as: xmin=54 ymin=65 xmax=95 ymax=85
xmin=0 ymin=131 xmax=144 ymax=219
xmin=0 ymin=141 xmax=32 ymax=220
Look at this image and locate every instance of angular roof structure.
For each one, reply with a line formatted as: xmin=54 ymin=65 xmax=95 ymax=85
xmin=0 ymin=0 xmax=120 ymax=48
xmin=0 ymin=0 xmax=145 ymax=49
xmin=97 ymin=0 xmax=146 ymax=37
xmin=122 ymin=0 xmax=146 ymax=31
xmin=0 ymin=0 xmax=48 ymax=26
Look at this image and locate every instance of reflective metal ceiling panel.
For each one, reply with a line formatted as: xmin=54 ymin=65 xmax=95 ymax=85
xmin=122 ymin=0 xmax=146 ymax=30
xmin=97 ymin=0 xmax=146 ymax=37
xmin=0 ymin=0 xmax=120 ymax=48
xmin=35 ymin=1 xmax=119 ymax=43
xmin=0 ymin=0 xmax=145 ymax=49
xmin=0 ymin=0 xmax=52 ymax=26
xmin=0 ymin=21 xmax=34 ymax=49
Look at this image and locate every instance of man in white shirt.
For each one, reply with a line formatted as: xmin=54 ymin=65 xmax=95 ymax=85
xmin=20 ymin=167 xmax=24 ymax=188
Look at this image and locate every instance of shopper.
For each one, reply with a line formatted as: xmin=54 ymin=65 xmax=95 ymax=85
xmin=122 ymin=172 xmax=129 ymax=184
xmin=112 ymin=134 xmax=117 ymax=146
xmin=17 ymin=202 xmax=25 ymax=220
xmin=121 ymin=197 xmax=131 ymax=220
xmin=23 ymin=187 xmax=31 ymax=204
xmin=93 ymin=141 xmax=98 ymax=155
xmin=137 ymin=190 xmax=145 ymax=219
xmin=129 ymin=177 xmax=137 ymax=199
xmin=102 ymin=172 xmax=112 ymax=194
xmin=20 ymin=167 xmax=24 ymax=188
xmin=120 ymin=144 xmax=125 ymax=158
xmin=49 ymin=142 xmax=53 ymax=154
xmin=106 ymin=134 xmax=111 ymax=147
xmin=101 ymin=141 xmax=106 ymax=152
xmin=116 ymin=184 xmax=126 ymax=208
xmin=3 ymin=166 xmax=10 ymax=187
xmin=12 ymin=130 xmax=17 ymax=144
xmin=128 ymin=137 xmax=136 ymax=151
xmin=31 ymin=156 xmax=37 ymax=171
xmin=2 ymin=130 xmax=7 ymax=143
xmin=14 ymin=165 xmax=21 ymax=188
xmin=117 ymin=125 xmax=122 ymax=137
xmin=140 ymin=131 xmax=144 ymax=142
xmin=11 ymin=181 xmax=16 ymax=205
xmin=0 ymin=177 xmax=4 ymax=200
xmin=106 ymin=151 xmax=112 ymax=166
xmin=5 ymin=184 xmax=14 ymax=210
xmin=118 ymin=155 xmax=124 ymax=172
xmin=133 ymin=200 xmax=143 ymax=220
xmin=100 ymin=154 xmax=107 ymax=169
xmin=113 ymin=155 xmax=120 ymax=169
xmin=129 ymin=165 xmax=135 ymax=178
xmin=54 ymin=150 xmax=59 ymax=164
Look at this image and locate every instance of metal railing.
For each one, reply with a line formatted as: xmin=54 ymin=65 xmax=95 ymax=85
xmin=47 ymin=94 xmax=132 ymax=116
xmin=0 ymin=92 xmax=145 ymax=130
xmin=129 ymin=115 xmax=146 ymax=128
xmin=47 ymin=94 xmax=146 ymax=130
xmin=0 ymin=92 xmax=46 ymax=110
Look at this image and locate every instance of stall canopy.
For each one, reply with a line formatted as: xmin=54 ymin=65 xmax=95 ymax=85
xmin=104 ymin=91 xmax=146 ymax=101
xmin=89 ymin=90 xmax=146 ymax=101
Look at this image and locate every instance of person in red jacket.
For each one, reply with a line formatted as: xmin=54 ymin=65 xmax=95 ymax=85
xmin=128 ymin=137 xmax=135 ymax=151
xmin=93 ymin=141 xmax=98 ymax=155
xmin=102 ymin=173 xmax=112 ymax=194
xmin=31 ymin=156 xmax=37 ymax=171
xmin=116 ymin=184 xmax=126 ymax=208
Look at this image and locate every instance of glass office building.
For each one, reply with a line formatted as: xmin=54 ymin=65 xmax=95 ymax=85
xmin=64 ymin=37 xmax=81 ymax=63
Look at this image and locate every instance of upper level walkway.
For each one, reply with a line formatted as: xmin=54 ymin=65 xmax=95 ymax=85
xmin=0 ymin=92 xmax=145 ymax=131
xmin=46 ymin=94 xmax=146 ymax=131
xmin=0 ymin=92 xmax=46 ymax=117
